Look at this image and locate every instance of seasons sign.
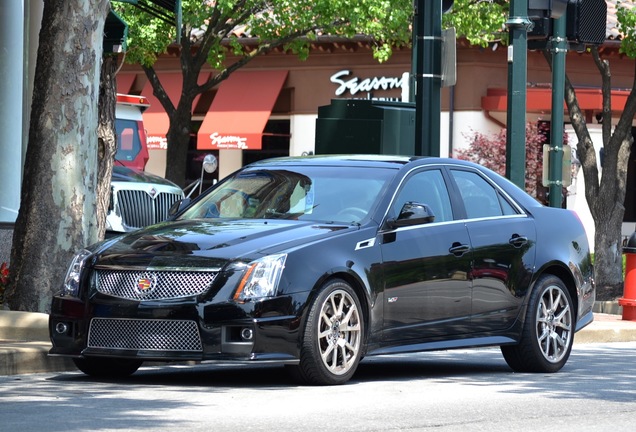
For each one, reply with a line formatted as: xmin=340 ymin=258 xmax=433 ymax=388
xmin=330 ymin=70 xmax=406 ymax=99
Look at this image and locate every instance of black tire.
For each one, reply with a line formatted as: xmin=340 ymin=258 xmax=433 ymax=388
xmin=288 ymin=279 xmax=364 ymax=385
xmin=73 ymin=357 xmax=142 ymax=378
xmin=501 ymin=274 xmax=574 ymax=373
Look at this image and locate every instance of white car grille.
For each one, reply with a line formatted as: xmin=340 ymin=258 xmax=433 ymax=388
xmin=116 ymin=189 xmax=182 ymax=229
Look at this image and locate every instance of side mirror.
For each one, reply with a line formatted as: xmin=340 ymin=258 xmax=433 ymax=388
xmin=388 ymin=202 xmax=435 ymax=228
xmin=167 ymin=198 xmax=192 ymax=220
xmin=199 ymin=154 xmax=218 ymax=195
xmin=202 ymin=154 xmax=218 ymax=174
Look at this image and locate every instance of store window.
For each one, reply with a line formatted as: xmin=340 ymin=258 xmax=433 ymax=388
xmin=243 ymin=119 xmax=291 ymax=166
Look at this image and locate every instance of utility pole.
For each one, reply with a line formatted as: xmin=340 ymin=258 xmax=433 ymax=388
xmin=414 ymin=0 xmax=441 ymax=157
xmin=505 ymin=0 xmax=531 ymax=189
xmin=548 ymin=14 xmax=567 ymax=208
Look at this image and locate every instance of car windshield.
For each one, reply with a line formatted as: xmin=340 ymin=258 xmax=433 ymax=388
xmin=179 ymin=165 xmax=396 ymax=223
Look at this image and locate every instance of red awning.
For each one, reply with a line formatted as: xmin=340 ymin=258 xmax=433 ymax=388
xmin=197 ymin=70 xmax=288 ymax=150
xmin=482 ymin=87 xmax=631 ymax=114
xmin=141 ymin=73 xmax=208 ymax=149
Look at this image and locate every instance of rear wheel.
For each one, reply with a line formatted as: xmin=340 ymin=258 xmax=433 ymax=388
xmin=288 ymin=279 xmax=364 ymax=385
xmin=73 ymin=357 xmax=142 ymax=378
xmin=501 ymin=274 xmax=574 ymax=373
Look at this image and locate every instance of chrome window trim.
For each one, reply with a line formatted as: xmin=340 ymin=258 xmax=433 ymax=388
xmin=380 ymin=163 xmax=528 ymax=229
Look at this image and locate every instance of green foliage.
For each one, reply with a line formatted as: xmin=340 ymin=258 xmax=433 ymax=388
xmin=444 ymin=0 xmax=508 ymax=47
xmin=115 ymin=0 xmax=415 ymax=67
xmin=617 ymin=2 xmax=636 ymax=58
xmin=114 ymin=0 xmax=511 ymax=69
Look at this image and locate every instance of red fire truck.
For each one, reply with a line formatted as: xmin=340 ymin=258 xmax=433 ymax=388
xmin=115 ymin=94 xmax=150 ymax=171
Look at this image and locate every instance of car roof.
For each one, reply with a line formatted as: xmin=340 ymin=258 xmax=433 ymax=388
xmin=245 ymin=154 xmax=496 ymax=171
xmin=246 ymin=154 xmax=423 ymax=169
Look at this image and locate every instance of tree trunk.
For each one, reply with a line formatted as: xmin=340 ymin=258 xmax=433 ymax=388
xmin=6 ymin=0 xmax=110 ymax=312
xmin=164 ymin=106 xmax=194 ymax=187
xmin=96 ymin=55 xmax=118 ymax=239
xmin=142 ymin=65 xmax=197 ymax=187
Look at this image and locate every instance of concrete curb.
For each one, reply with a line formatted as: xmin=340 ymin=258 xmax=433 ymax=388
xmin=0 ymin=341 xmax=75 ymax=375
xmin=0 ymin=310 xmax=50 ymax=342
xmin=0 ymin=310 xmax=76 ymax=375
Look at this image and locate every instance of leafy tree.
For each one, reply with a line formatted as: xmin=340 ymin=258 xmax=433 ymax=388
xmin=114 ymin=0 xmax=509 ymax=187
xmin=6 ymin=0 xmax=111 ymax=312
xmin=115 ymin=0 xmax=413 ymax=186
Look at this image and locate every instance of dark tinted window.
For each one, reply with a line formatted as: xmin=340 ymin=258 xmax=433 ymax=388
xmin=392 ymin=169 xmax=453 ymax=222
xmin=450 ymin=169 xmax=518 ymax=218
xmin=181 ymin=166 xmax=395 ymax=224
xmin=115 ymin=119 xmax=142 ymax=162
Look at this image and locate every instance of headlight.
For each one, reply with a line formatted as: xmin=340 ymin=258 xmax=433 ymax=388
xmin=62 ymin=249 xmax=92 ymax=297
xmin=233 ymin=254 xmax=287 ymax=303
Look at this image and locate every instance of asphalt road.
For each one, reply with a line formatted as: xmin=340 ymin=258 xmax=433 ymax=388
xmin=2 ymin=342 xmax=636 ymax=432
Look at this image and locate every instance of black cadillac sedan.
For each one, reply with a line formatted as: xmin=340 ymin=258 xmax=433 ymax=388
xmin=49 ymin=155 xmax=595 ymax=385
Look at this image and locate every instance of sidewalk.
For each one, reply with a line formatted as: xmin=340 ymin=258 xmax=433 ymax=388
xmin=1 ymin=308 xmax=636 ymax=376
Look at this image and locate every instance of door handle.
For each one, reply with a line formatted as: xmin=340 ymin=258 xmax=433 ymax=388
xmin=509 ymin=234 xmax=528 ymax=248
xmin=449 ymin=242 xmax=470 ymax=257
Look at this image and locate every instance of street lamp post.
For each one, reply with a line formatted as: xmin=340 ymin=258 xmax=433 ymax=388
xmin=414 ymin=0 xmax=442 ymax=157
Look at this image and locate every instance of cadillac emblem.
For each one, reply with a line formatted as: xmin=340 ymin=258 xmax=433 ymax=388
xmin=136 ymin=276 xmax=156 ymax=294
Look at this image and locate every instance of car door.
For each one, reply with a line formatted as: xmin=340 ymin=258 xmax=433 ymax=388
xmin=380 ymin=168 xmax=473 ymax=342
xmin=448 ymin=168 xmax=537 ymax=332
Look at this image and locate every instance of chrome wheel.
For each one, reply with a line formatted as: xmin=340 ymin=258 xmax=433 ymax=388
xmin=536 ymin=284 xmax=572 ymax=363
xmin=288 ymin=279 xmax=365 ymax=385
xmin=317 ymin=289 xmax=362 ymax=375
xmin=501 ymin=274 xmax=574 ymax=373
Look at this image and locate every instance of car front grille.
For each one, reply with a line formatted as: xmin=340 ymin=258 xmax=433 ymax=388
xmin=95 ymin=270 xmax=217 ymax=301
xmin=87 ymin=318 xmax=203 ymax=352
xmin=117 ymin=190 xmax=181 ymax=229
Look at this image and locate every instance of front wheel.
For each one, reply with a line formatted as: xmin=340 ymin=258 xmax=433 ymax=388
xmin=288 ymin=279 xmax=364 ymax=385
xmin=73 ymin=357 xmax=142 ymax=378
xmin=501 ymin=274 xmax=574 ymax=373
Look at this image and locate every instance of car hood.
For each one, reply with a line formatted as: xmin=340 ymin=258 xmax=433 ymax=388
xmin=94 ymin=219 xmax=354 ymax=269
xmin=112 ymin=166 xmax=180 ymax=187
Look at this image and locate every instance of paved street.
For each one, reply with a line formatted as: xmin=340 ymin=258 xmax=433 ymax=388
xmin=2 ymin=342 xmax=636 ymax=431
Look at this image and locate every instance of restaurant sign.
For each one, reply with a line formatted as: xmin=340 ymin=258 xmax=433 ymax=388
xmin=330 ymin=70 xmax=406 ymax=97
xmin=208 ymin=132 xmax=249 ymax=150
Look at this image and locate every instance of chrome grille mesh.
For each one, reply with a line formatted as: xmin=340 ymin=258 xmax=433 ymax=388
xmin=95 ymin=270 xmax=217 ymax=301
xmin=88 ymin=318 xmax=202 ymax=352
xmin=117 ymin=190 xmax=181 ymax=229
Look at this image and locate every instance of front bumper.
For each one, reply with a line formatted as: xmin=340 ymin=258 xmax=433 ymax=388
xmin=49 ymin=293 xmax=305 ymax=364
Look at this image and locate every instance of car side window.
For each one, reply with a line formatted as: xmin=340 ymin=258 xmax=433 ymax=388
xmin=450 ymin=169 xmax=517 ymax=219
xmin=393 ymin=169 xmax=453 ymax=223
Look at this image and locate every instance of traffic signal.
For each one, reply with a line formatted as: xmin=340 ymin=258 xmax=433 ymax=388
xmin=565 ymin=0 xmax=607 ymax=45
xmin=528 ymin=0 xmax=607 ymax=46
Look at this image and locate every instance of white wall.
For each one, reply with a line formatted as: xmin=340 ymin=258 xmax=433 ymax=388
xmin=290 ymin=114 xmax=317 ymax=156
xmin=447 ymin=111 xmax=502 ymax=155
